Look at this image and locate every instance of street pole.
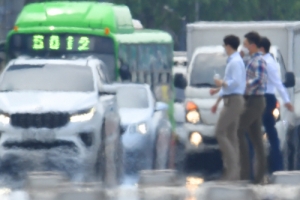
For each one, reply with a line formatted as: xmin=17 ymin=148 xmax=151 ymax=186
xmin=195 ymin=0 xmax=199 ymax=21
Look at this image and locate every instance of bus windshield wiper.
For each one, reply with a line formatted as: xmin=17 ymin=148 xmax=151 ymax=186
xmin=0 ymin=90 xmax=13 ymax=92
xmin=192 ymin=83 xmax=215 ymax=87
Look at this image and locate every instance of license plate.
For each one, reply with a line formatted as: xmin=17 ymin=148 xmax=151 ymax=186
xmin=22 ymin=130 xmax=55 ymax=141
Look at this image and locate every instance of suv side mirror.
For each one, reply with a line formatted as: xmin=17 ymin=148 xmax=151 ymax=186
xmin=174 ymin=73 xmax=187 ymax=89
xmin=283 ymin=72 xmax=295 ymax=88
xmin=98 ymin=84 xmax=117 ymax=95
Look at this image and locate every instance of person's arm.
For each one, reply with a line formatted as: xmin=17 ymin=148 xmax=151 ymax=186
xmin=268 ymin=62 xmax=290 ymax=103
xmin=223 ymin=62 xmax=239 ymax=89
xmin=268 ymin=61 xmax=293 ymax=111
xmin=211 ymin=96 xmax=222 ymax=113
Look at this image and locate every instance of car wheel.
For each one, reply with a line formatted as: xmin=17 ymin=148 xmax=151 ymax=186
xmin=95 ymin=115 xmax=123 ymax=187
xmin=153 ymin=123 xmax=172 ymax=169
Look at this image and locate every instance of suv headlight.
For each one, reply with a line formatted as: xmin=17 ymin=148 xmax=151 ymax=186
xmin=70 ymin=108 xmax=95 ymax=122
xmin=0 ymin=113 xmax=10 ymax=124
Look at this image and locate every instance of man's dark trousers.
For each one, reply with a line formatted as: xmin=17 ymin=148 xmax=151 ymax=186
xmin=263 ymin=94 xmax=283 ymax=173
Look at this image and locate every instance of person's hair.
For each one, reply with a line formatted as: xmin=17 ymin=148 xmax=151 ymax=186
xmin=223 ymin=35 xmax=240 ymax=50
xmin=259 ymin=37 xmax=271 ymax=53
xmin=244 ymin=31 xmax=261 ymax=47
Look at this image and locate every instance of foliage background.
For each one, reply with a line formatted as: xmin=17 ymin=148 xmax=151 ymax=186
xmin=20 ymin=0 xmax=300 ymax=50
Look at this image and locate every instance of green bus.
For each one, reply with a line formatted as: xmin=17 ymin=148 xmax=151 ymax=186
xmin=2 ymin=2 xmax=186 ymax=131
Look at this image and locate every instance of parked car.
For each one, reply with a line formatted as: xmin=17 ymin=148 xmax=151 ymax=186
xmin=112 ymin=83 xmax=172 ymax=173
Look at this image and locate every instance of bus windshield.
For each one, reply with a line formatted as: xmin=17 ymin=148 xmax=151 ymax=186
xmin=8 ymin=33 xmax=115 ymax=67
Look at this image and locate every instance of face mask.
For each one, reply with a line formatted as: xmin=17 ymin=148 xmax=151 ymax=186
xmin=241 ymin=46 xmax=249 ymax=55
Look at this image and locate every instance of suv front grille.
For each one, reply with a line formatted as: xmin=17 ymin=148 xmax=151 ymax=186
xmin=10 ymin=113 xmax=70 ymax=129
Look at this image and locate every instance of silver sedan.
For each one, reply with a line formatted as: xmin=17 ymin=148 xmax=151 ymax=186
xmin=114 ymin=83 xmax=172 ymax=174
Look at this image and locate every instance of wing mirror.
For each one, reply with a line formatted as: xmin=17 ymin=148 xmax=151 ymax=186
xmin=0 ymin=41 xmax=5 ymax=70
xmin=98 ymin=84 xmax=117 ymax=96
xmin=283 ymin=72 xmax=295 ymax=88
xmin=155 ymin=102 xmax=168 ymax=111
xmin=174 ymin=73 xmax=187 ymax=89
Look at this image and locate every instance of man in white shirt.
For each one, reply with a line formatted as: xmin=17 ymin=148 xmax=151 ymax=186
xmin=210 ymin=35 xmax=246 ymax=180
xmin=258 ymin=37 xmax=294 ymax=174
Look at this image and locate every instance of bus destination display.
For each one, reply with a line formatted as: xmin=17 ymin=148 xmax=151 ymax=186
xmin=32 ymin=34 xmax=92 ymax=51
xmin=8 ymin=33 xmax=114 ymax=55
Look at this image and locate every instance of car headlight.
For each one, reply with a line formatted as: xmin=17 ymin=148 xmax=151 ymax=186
xmin=186 ymin=110 xmax=200 ymax=124
xmin=70 ymin=108 xmax=95 ymax=122
xmin=136 ymin=123 xmax=147 ymax=134
xmin=0 ymin=113 xmax=10 ymax=124
xmin=185 ymin=101 xmax=200 ymax=124
xmin=272 ymin=101 xmax=280 ymax=121
xmin=190 ymin=132 xmax=202 ymax=146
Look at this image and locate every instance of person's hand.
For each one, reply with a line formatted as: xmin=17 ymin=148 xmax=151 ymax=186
xmin=211 ymin=104 xmax=218 ymax=113
xmin=285 ymin=102 xmax=294 ymax=112
xmin=209 ymin=88 xmax=219 ymax=96
xmin=214 ymin=79 xmax=223 ymax=87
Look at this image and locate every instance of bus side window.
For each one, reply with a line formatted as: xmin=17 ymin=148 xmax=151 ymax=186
xmin=118 ymin=44 xmax=128 ymax=66
xmin=138 ymin=44 xmax=147 ymax=70
xmin=0 ymin=41 xmax=5 ymax=70
xmin=127 ymin=44 xmax=138 ymax=82
xmin=128 ymin=44 xmax=137 ymax=70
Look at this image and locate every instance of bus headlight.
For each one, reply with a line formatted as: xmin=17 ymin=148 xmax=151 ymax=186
xmin=190 ymin=132 xmax=202 ymax=146
xmin=186 ymin=110 xmax=200 ymax=124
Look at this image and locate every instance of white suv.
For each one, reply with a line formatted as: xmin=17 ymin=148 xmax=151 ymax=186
xmin=0 ymin=58 xmax=123 ymax=186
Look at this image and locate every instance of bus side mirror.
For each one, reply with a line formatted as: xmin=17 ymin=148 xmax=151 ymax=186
xmin=0 ymin=41 xmax=6 ymax=70
xmin=174 ymin=73 xmax=187 ymax=89
xmin=283 ymin=72 xmax=295 ymax=88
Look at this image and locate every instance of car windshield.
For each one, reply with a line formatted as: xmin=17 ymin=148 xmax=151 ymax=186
xmin=0 ymin=64 xmax=94 ymax=92
xmin=117 ymin=87 xmax=149 ymax=108
xmin=190 ymin=53 xmax=227 ymax=87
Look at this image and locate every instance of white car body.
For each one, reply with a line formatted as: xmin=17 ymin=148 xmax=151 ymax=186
xmin=112 ymin=83 xmax=172 ymax=171
xmin=0 ymin=58 xmax=122 ymax=185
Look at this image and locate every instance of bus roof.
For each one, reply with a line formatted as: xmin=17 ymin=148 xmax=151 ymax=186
xmin=115 ymin=30 xmax=173 ymax=43
xmin=15 ymin=2 xmax=134 ymax=33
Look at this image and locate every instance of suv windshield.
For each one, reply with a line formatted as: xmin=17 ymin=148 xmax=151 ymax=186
xmin=0 ymin=64 xmax=94 ymax=92
xmin=190 ymin=53 xmax=227 ymax=87
xmin=117 ymin=87 xmax=149 ymax=108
